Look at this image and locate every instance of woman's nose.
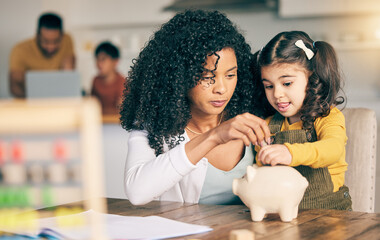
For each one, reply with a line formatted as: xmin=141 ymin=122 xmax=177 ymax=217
xmin=213 ymin=78 xmax=227 ymax=94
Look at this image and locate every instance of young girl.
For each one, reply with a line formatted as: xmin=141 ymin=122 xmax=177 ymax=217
xmin=253 ymin=31 xmax=352 ymax=210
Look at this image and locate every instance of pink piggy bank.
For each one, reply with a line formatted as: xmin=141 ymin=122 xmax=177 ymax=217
xmin=233 ymin=164 xmax=308 ymax=222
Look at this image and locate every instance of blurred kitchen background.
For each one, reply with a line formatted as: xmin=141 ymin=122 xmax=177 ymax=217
xmin=0 ymin=0 xmax=379 ymax=212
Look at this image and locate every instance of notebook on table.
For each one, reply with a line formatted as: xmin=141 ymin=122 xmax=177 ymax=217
xmin=26 ymin=71 xmax=82 ymax=99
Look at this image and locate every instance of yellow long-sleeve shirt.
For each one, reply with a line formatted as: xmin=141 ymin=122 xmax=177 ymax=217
xmin=255 ymin=107 xmax=348 ymax=192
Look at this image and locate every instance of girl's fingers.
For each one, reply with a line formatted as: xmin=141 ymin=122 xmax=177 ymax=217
xmin=259 ymin=145 xmax=278 ymax=165
xmin=258 ymin=145 xmax=291 ymax=166
xmin=257 ymin=145 xmax=268 ymax=164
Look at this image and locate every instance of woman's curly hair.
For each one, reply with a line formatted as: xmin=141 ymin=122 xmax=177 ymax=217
xmin=120 ymin=10 xmax=260 ymax=156
xmin=252 ymin=31 xmax=345 ymax=130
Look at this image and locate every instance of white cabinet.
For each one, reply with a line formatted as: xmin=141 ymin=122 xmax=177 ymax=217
xmin=279 ymin=0 xmax=380 ymax=18
xmin=42 ymin=0 xmax=173 ymax=28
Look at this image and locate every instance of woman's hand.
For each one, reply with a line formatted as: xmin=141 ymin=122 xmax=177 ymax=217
xmin=212 ymin=113 xmax=271 ymax=146
xmin=185 ymin=113 xmax=270 ymax=165
xmin=257 ymin=144 xmax=292 ymax=166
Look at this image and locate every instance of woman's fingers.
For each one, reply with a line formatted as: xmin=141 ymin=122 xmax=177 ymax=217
xmin=248 ymin=115 xmax=271 ymax=145
xmin=227 ymin=126 xmax=255 ymax=146
xmin=239 ymin=113 xmax=271 ymax=145
xmin=215 ymin=113 xmax=271 ymax=146
xmin=241 ymin=135 xmax=250 ymax=146
xmin=250 ymin=122 xmax=265 ymax=145
xmin=245 ymin=128 xmax=258 ymax=146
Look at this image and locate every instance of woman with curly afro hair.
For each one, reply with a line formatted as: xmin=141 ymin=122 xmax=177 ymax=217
xmin=121 ymin=10 xmax=271 ymax=205
xmin=252 ymin=31 xmax=352 ymax=210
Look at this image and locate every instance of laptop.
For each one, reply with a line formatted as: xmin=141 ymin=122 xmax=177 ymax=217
xmin=26 ymin=71 xmax=82 ymax=99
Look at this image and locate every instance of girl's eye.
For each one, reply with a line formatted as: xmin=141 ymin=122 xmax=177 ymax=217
xmin=264 ymin=84 xmax=273 ymax=89
xmin=226 ymin=74 xmax=236 ymax=78
xmin=284 ymin=82 xmax=292 ymax=86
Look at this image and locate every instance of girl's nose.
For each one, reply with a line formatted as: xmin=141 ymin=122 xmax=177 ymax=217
xmin=273 ymin=87 xmax=284 ymax=99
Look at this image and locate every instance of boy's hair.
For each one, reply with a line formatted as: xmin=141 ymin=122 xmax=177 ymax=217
xmin=120 ymin=10 xmax=258 ymax=156
xmin=253 ymin=31 xmax=345 ymax=130
xmin=37 ymin=13 xmax=63 ymax=33
xmin=95 ymin=42 xmax=120 ymax=59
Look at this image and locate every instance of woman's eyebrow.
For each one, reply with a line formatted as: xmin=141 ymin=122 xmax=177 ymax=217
xmin=203 ymin=66 xmax=237 ymax=73
xmin=226 ymin=66 xmax=237 ymax=72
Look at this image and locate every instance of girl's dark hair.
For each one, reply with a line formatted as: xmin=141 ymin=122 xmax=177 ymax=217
xmin=120 ymin=10 xmax=259 ymax=155
xmin=253 ymin=31 xmax=345 ymax=130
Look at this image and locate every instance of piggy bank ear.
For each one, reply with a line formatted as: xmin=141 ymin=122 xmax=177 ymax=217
xmin=246 ymin=165 xmax=256 ymax=182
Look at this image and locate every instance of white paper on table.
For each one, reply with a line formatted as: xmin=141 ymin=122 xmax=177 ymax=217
xmin=3 ymin=209 xmax=213 ymax=240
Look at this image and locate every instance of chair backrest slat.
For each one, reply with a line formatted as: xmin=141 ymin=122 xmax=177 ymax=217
xmin=342 ymin=108 xmax=377 ymax=213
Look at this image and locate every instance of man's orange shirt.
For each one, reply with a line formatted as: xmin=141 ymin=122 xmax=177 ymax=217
xmin=9 ymin=34 xmax=74 ymax=71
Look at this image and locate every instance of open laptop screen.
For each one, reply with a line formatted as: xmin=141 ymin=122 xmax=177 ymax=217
xmin=26 ymin=71 xmax=81 ymax=99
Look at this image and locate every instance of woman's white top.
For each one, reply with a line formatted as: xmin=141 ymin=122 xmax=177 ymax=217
xmin=199 ymin=147 xmax=253 ymax=205
xmin=124 ymin=130 xmax=253 ymax=205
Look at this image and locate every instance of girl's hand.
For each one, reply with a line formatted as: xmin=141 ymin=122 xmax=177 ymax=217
xmin=257 ymin=144 xmax=292 ymax=166
xmin=212 ymin=113 xmax=271 ymax=146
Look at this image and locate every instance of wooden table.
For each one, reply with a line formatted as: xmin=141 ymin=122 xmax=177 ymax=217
xmin=106 ymin=198 xmax=380 ymax=240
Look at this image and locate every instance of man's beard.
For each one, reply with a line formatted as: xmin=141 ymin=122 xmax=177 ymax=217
xmin=37 ymin=42 xmax=58 ymax=58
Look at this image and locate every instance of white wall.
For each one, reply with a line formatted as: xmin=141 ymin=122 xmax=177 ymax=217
xmin=0 ymin=0 xmax=44 ymax=98
xmin=102 ymin=124 xmax=130 ymax=199
xmin=228 ymin=12 xmax=380 ymax=89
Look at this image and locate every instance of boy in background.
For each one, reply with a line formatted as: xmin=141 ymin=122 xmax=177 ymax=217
xmin=91 ymin=42 xmax=125 ymax=115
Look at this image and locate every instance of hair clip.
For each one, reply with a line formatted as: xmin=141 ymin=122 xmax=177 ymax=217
xmin=295 ymin=40 xmax=314 ymax=60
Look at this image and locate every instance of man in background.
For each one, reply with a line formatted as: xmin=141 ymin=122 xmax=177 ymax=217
xmin=9 ymin=12 xmax=75 ymax=98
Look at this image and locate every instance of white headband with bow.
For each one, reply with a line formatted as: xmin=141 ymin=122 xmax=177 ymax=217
xmin=295 ymin=40 xmax=314 ymax=60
